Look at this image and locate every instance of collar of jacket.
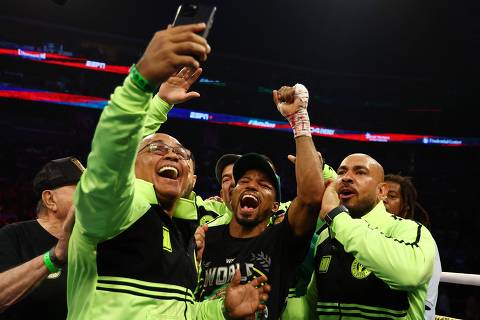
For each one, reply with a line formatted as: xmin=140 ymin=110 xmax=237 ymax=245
xmin=136 ymin=179 xmax=198 ymax=221
xmin=173 ymin=191 xmax=198 ymax=220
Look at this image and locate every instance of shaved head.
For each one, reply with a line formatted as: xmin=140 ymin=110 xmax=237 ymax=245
xmin=336 ymin=153 xmax=387 ymax=217
xmin=343 ymin=153 xmax=384 ymax=181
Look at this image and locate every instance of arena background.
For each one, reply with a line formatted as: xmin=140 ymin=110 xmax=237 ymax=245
xmin=1 ymin=0 xmax=479 ymax=318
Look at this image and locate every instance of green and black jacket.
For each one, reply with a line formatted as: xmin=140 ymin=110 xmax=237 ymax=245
xmin=67 ymin=76 xmax=228 ymax=320
xmin=306 ymin=202 xmax=436 ymax=319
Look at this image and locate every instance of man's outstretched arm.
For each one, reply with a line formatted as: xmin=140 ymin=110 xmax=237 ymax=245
xmin=143 ymin=67 xmax=203 ymax=137
xmin=274 ymin=84 xmax=324 ymax=237
xmin=75 ymin=24 xmax=210 ymax=241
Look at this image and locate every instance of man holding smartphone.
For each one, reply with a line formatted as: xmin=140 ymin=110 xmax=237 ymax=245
xmin=66 ymin=23 xmax=270 ymax=320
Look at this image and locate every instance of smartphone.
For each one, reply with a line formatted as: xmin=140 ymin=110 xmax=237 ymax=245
xmin=172 ymin=4 xmax=217 ymax=38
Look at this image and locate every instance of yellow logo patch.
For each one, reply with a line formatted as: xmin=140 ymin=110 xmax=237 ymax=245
xmin=351 ymin=259 xmax=371 ymax=279
xmin=319 ymin=255 xmax=332 ymax=273
xmin=162 ymin=226 xmax=172 ymax=253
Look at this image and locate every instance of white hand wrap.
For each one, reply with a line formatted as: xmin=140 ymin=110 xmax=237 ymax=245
xmin=286 ymin=83 xmax=311 ymax=138
xmin=294 ymin=83 xmax=309 ymax=108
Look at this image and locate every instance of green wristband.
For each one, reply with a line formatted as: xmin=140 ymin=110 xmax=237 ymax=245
xmin=43 ymin=251 xmax=61 ymax=273
xmin=129 ymin=64 xmax=157 ymax=93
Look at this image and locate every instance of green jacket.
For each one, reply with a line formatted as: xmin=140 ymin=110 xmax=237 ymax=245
xmin=67 ymin=76 xmax=226 ymax=320
xmin=280 ymin=164 xmax=336 ymax=320
xmin=306 ymin=202 xmax=435 ymax=319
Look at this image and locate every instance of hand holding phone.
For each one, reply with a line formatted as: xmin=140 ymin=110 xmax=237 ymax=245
xmin=135 ymin=23 xmax=209 ymax=86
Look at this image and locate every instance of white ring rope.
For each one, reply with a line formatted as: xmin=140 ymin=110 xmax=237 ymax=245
xmin=440 ymin=272 xmax=480 ymax=286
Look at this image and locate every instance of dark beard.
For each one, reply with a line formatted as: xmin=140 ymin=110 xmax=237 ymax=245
xmin=347 ymin=200 xmax=376 ymax=218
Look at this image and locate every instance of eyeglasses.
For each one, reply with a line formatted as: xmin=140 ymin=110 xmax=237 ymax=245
xmin=138 ymin=141 xmax=192 ymax=160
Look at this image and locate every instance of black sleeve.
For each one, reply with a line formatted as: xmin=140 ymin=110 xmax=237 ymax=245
xmin=0 ymin=224 xmax=22 ymax=272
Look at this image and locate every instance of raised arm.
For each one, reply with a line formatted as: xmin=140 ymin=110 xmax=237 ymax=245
xmin=143 ymin=67 xmax=203 ymax=137
xmin=75 ymin=24 xmax=210 ymax=241
xmin=274 ymin=84 xmax=324 ymax=236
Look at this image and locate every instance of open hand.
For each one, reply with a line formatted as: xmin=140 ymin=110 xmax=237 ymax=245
xmin=224 ymin=269 xmax=271 ymax=319
xmin=288 ymin=151 xmax=323 ymax=165
xmin=158 ymin=67 xmax=203 ymax=105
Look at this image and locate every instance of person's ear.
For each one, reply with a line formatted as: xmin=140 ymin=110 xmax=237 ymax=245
xmin=377 ymin=182 xmax=388 ymax=200
xmin=191 ymin=174 xmax=197 ymax=189
xmin=41 ymin=190 xmax=57 ymax=212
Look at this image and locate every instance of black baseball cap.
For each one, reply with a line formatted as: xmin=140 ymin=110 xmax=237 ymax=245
xmin=33 ymin=156 xmax=85 ymax=197
xmin=215 ymin=153 xmax=241 ymax=184
xmin=233 ymin=153 xmax=281 ymax=202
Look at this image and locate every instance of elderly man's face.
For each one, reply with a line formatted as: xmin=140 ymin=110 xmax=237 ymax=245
xmin=135 ymin=133 xmax=195 ymax=205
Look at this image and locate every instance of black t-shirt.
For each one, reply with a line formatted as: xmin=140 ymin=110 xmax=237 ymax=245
xmin=199 ymin=219 xmax=310 ymax=320
xmin=0 ymin=220 xmax=67 ymax=320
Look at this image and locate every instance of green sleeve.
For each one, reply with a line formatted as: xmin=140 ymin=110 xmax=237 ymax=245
xmin=322 ymin=163 xmax=337 ymax=181
xmin=74 ymin=76 xmax=151 ymax=242
xmin=142 ymin=95 xmax=173 ymax=138
xmin=191 ymin=298 xmax=225 ymax=319
xmin=305 ymin=264 xmax=318 ymax=320
xmin=281 ymin=295 xmax=310 ymax=320
xmin=304 ymin=228 xmax=324 ymax=320
xmin=331 ymin=212 xmax=435 ymax=291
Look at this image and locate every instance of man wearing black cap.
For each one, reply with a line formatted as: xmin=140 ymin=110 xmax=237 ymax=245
xmin=0 ymin=156 xmax=83 ymax=319
xmin=210 ymin=153 xmax=290 ymax=228
xmin=196 ymin=84 xmax=325 ymax=319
